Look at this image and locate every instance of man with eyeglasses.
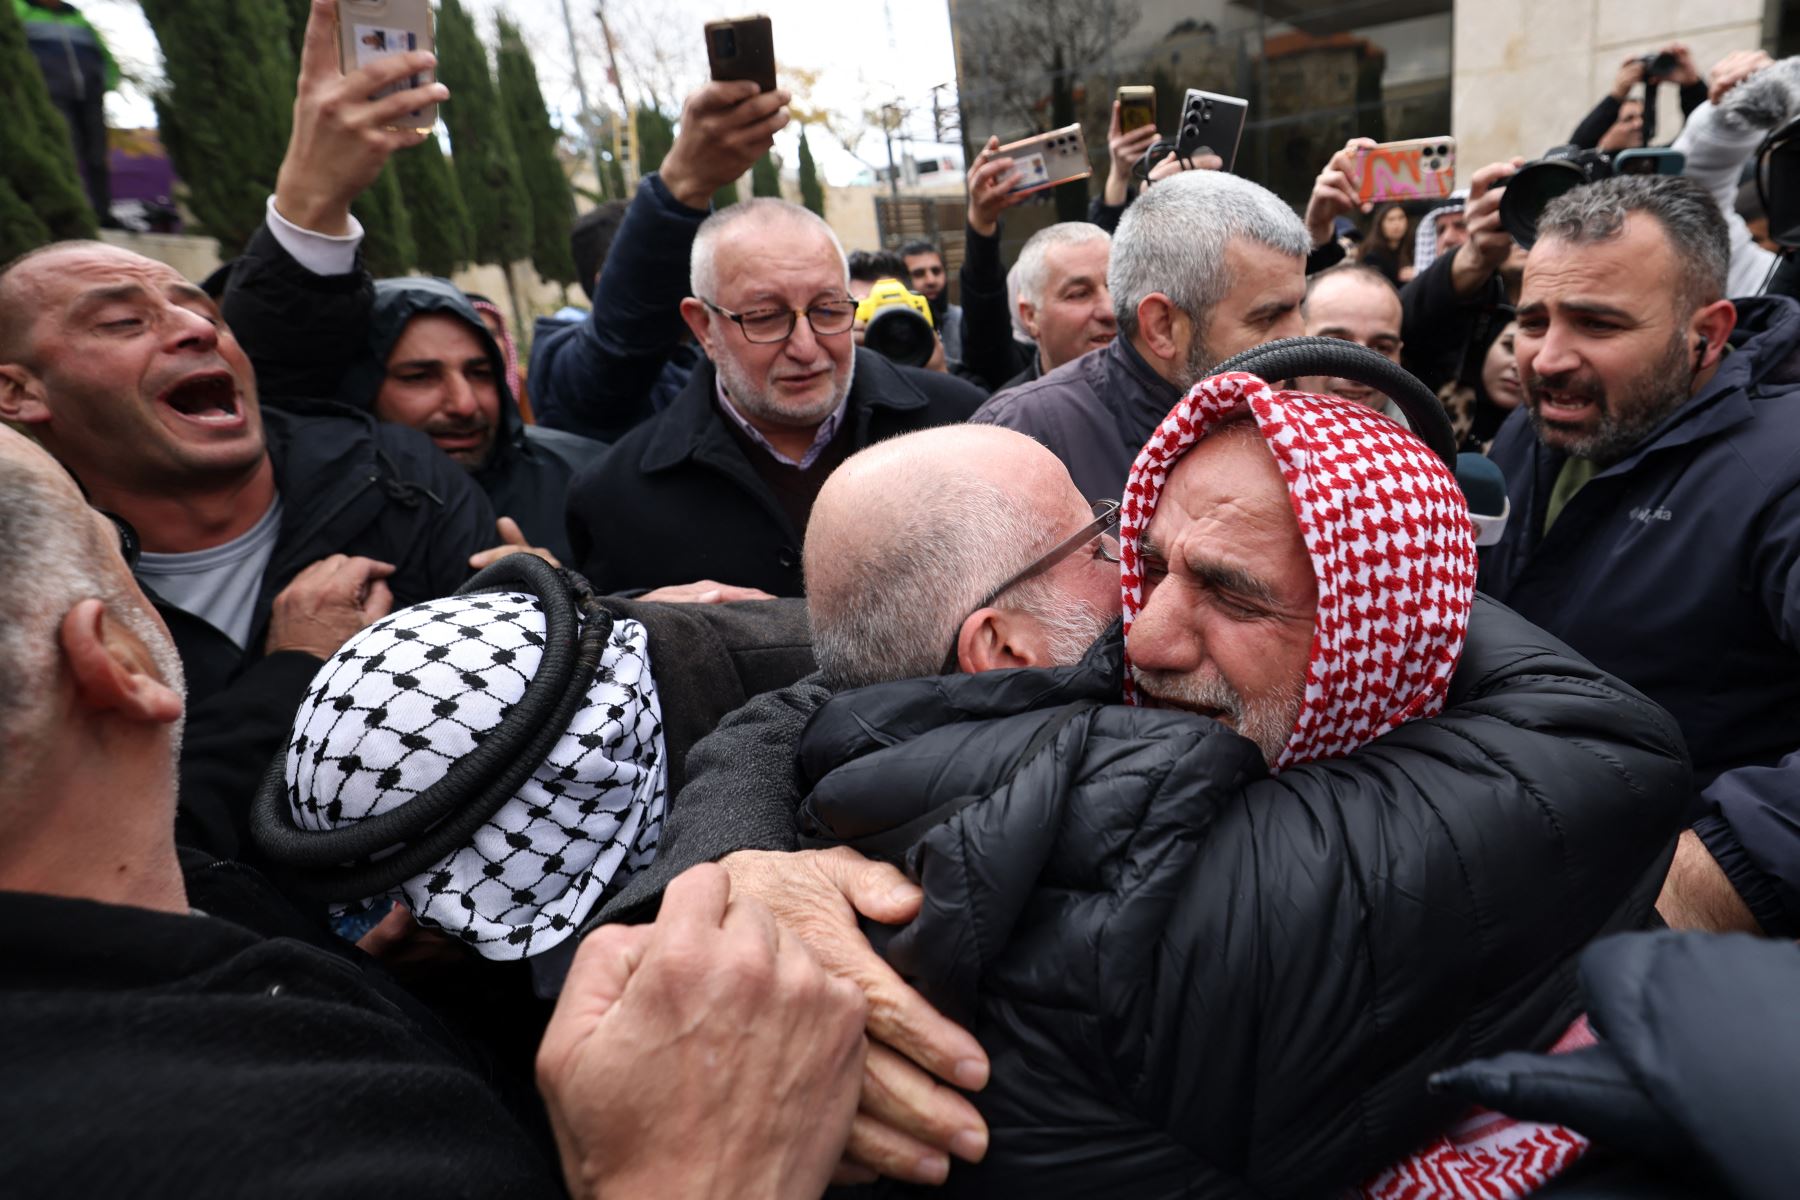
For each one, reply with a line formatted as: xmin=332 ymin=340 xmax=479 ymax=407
xmin=565 ymin=198 xmax=984 ymax=597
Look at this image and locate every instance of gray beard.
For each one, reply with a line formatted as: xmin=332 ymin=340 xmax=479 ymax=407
xmin=1128 ymin=661 xmax=1303 ymax=767
xmin=1175 ymin=327 xmax=1219 ymax=392
xmin=714 ymin=343 xmax=855 ymax=430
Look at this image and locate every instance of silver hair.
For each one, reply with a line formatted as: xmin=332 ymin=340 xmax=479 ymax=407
xmin=0 ymin=455 xmax=185 ymax=793
xmin=808 ymin=476 xmax=1091 ymax=689
xmin=1108 ymin=170 xmax=1311 ymax=343
xmin=1016 ymin=222 xmax=1111 ymax=309
xmin=689 ymin=198 xmax=849 ymax=300
xmin=1534 ymin=175 xmax=1729 ymax=314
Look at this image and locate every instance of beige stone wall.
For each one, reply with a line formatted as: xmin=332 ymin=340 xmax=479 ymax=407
xmin=1452 ymin=0 xmax=1766 ymax=182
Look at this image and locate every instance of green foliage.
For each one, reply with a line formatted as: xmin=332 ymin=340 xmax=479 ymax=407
xmin=353 ymin=163 xmax=418 ymax=278
xmin=391 ymin=133 xmax=475 ymax=278
xmin=0 ymin=0 xmax=97 ymax=257
xmin=280 ymin=0 xmax=309 ymax=60
xmin=140 ymin=0 xmax=297 ymax=254
xmin=752 ymin=152 xmax=781 ymax=198
xmin=635 ymin=106 xmax=675 ymax=175
xmin=436 ymin=0 xmax=529 ymax=267
xmin=797 ymin=126 xmax=824 ymax=218
xmin=606 ymin=156 xmax=628 ymax=201
xmin=712 ymin=181 xmax=739 ymax=208
xmin=495 ymin=17 xmax=576 ymax=285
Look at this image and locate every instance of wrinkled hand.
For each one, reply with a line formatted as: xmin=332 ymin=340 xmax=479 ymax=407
xmin=1303 ymin=136 xmax=1377 ymax=247
xmin=1611 ymin=53 xmax=1648 ymax=101
xmin=1663 ymin=42 xmax=1702 ymax=88
xmin=660 ymin=81 xmax=792 ymax=211
xmin=967 ymin=136 xmax=1026 ymax=237
xmin=468 ymin=516 xmax=560 ymax=571
xmin=537 ymin=865 xmax=867 ymax=1200
xmin=1104 ymin=100 xmax=1161 ymax=204
xmin=1450 ymin=158 xmax=1522 ymax=297
xmin=638 ymin=579 xmax=777 ymax=604
xmin=266 ymin=553 xmax=395 ymax=659
xmin=274 ymin=0 xmax=447 ymax=236
xmin=1709 ymin=49 xmax=1775 ymax=106
xmin=721 ymin=848 xmax=991 ymax=1186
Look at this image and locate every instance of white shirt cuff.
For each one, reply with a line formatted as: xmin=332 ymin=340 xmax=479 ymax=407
xmin=265 ymin=195 xmax=365 ymax=278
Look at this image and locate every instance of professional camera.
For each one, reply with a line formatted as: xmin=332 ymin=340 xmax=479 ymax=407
xmin=1499 ymin=144 xmax=1685 ymax=247
xmin=1638 ymin=50 xmax=1680 ymax=83
xmin=855 ymin=278 xmax=937 ymax=367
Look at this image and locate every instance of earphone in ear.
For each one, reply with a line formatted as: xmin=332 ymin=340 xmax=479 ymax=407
xmin=1695 ymin=337 xmax=1708 ymax=365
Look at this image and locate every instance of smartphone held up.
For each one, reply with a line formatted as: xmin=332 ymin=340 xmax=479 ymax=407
xmin=706 ymin=15 xmax=778 ymax=92
xmin=335 ymin=0 xmax=437 ymax=131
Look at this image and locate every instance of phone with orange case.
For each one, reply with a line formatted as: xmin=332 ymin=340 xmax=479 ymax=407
xmin=1354 ymin=136 xmax=1456 ymax=204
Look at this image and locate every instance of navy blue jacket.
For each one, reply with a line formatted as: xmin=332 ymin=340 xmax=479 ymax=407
xmin=1480 ymin=295 xmax=1800 ymax=935
xmin=529 ymin=173 xmax=702 ymax=442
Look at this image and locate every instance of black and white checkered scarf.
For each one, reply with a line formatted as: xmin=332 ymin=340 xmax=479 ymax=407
xmin=283 ymin=591 xmax=666 ymax=960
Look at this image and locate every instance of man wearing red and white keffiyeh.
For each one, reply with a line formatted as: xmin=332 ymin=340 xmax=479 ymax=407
xmin=1118 ymin=372 xmax=1590 ymax=1198
xmin=1119 ymin=371 xmax=1476 ymax=768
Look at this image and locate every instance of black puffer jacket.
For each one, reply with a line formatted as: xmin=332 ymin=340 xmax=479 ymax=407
xmin=795 ymin=597 xmax=1689 ymax=1198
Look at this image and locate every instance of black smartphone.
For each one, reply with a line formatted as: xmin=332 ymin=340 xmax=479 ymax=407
xmin=705 ymin=16 xmax=777 ymax=93
xmin=1175 ymin=89 xmax=1248 ymax=172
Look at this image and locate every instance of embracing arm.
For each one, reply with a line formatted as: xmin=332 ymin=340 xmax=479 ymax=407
xmin=1147 ymin=598 xmax=1690 ymax=1194
xmin=588 ymin=677 xmax=832 ymax=927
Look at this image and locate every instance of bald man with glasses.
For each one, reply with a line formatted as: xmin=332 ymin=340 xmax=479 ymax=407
xmin=565 ymin=198 xmax=984 ymax=599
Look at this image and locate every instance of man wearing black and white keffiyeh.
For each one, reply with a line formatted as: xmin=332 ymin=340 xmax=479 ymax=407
xmin=280 ymin=587 xmax=667 ymax=977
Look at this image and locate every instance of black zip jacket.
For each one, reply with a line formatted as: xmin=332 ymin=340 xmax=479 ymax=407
xmin=0 ymin=849 xmax=563 ymax=1198
xmin=565 ymin=350 xmax=983 ymax=596
xmin=793 ymin=597 xmax=1689 ymax=1197
xmin=162 ymin=404 xmax=495 ymax=858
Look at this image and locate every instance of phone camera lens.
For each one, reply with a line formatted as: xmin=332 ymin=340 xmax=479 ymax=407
xmin=715 ymin=29 xmax=737 ymax=57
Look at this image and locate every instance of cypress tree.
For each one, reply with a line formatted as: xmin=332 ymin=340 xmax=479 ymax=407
xmin=797 ymin=126 xmax=825 ymax=218
xmin=435 ymin=0 xmax=529 ymax=267
xmin=140 ymin=0 xmax=296 ymax=254
xmin=391 ymin=133 xmax=475 ymax=279
xmin=353 ymin=165 xmax=418 ymax=278
xmin=0 ymin=0 xmax=96 ymax=256
xmin=495 ymin=17 xmax=576 ymax=285
xmin=712 ymin=181 xmax=740 ymax=209
xmin=751 ymin=152 xmax=781 ymax=198
xmin=635 ymin=106 xmax=675 ymax=175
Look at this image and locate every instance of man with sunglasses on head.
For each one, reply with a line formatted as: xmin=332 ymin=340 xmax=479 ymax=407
xmin=565 ymin=198 xmax=984 ymax=598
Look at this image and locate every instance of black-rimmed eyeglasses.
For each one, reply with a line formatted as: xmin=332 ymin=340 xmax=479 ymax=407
xmin=698 ymin=296 xmax=858 ymax=344
xmin=940 ymin=499 xmax=1121 ymax=673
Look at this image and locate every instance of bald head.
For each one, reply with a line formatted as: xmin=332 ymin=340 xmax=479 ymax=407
xmin=806 ymin=425 xmax=1119 ymax=688
xmin=0 ymin=241 xmax=113 ymax=362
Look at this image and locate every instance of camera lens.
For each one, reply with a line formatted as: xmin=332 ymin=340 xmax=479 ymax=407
xmin=864 ymin=309 xmax=935 ymax=368
xmin=714 ymin=28 xmax=737 ymax=57
xmin=1499 ymin=158 xmax=1587 ymax=248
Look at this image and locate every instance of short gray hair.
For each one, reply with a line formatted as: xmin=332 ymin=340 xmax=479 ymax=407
xmin=807 ymin=475 xmax=1063 ymax=689
xmin=1108 ymin=170 xmax=1311 ymax=342
xmin=1535 ymin=175 xmax=1729 ymax=313
xmin=1016 ymin=222 xmax=1111 ymax=308
xmin=0 ymin=454 xmax=109 ymax=790
xmin=690 ymin=198 xmax=848 ymax=300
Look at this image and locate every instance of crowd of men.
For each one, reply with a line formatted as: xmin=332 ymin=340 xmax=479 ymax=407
xmin=5 ymin=2 xmax=1800 ymax=1194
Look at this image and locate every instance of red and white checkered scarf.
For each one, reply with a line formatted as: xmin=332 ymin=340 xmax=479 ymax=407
xmin=1119 ymin=372 xmax=1478 ymax=771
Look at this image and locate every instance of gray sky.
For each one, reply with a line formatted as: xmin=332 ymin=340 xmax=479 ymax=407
xmin=82 ymin=0 xmax=962 ymax=186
